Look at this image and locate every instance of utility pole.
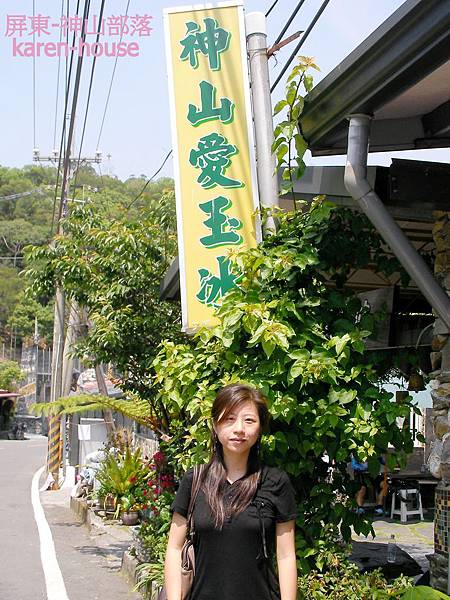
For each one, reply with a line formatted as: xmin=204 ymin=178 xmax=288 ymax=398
xmin=246 ymin=12 xmax=279 ymax=235
xmin=34 ymin=146 xmax=101 ymax=489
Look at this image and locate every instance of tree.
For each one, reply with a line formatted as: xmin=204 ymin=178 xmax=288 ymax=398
xmin=0 ymin=265 xmax=23 ymax=326
xmin=7 ymin=292 xmax=54 ymax=342
xmin=0 ymin=359 xmax=23 ymax=391
xmin=24 ymin=199 xmax=183 ymax=411
xmin=0 ymin=219 xmax=49 ymax=265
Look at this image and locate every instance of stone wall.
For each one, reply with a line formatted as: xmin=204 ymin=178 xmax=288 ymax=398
xmin=428 ymin=211 xmax=450 ymax=593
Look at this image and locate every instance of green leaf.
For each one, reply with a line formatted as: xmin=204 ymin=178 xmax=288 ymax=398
xmin=273 ymin=99 xmax=288 ymax=115
xmin=401 ymin=588 xmax=450 ymax=600
xmin=262 ymin=338 xmax=276 ymax=359
xmin=329 ymin=389 xmax=357 ymax=405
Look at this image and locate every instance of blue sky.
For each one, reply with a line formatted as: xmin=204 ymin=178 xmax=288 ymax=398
xmin=1 ymin=0 xmax=449 ymax=181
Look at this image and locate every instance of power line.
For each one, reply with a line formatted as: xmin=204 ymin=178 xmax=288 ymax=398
xmin=53 ymin=0 xmax=66 ymax=150
xmin=265 ymin=0 xmax=280 ymax=17
xmin=270 ymin=0 xmax=331 ymax=92
xmin=126 ymin=149 xmax=173 ymax=209
xmin=0 ymin=189 xmax=48 ymax=201
xmin=273 ymin=0 xmax=308 ymax=46
xmin=64 ymin=0 xmax=70 ymax=155
xmin=96 ymin=0 xmax=131 ymax=151
xmin=32 ymin=0 xmax=36 ymax=149
xmin=71 ymin=0 xmax=107 ymax=199
xmin=50 ymin=0 xmax=82 ymax=235
xmin=57 ymin=0 xmax=92 ymax=226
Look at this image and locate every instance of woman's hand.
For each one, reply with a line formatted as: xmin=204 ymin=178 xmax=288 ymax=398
xmin=276 ymin=520 xmax=297 ymax=600
xmin=164 ymin=512 xmax=188 ymax=600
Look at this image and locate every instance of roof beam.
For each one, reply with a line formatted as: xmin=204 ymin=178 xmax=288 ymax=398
xmin=423 ymin=98 xmax=450 ymax=137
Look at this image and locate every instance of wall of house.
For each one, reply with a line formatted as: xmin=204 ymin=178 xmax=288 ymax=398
xmin=428 ymin=210 xmax=450 ymax=592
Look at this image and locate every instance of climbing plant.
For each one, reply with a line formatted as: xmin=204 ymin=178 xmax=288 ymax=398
xmin=152 ymin=200 xmax=417 ymax=569
xmin=146 ymin=57 xmax=418 ymax=569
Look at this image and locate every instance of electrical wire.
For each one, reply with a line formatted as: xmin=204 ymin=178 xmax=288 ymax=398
xmin=50 ymin=0 xmax=82 ymax=235
xmin=96 ymin=0 xmax=131 ymax=151
xmin=64 ymin=0 xmax=70 ymax=155
xmin=70 ymin=0 xmax=107 ymax=199
xmin=273 ymin=0 xmax=308 ymax=46
xmin=271 ymin=0 xmax=331 ymax=92
xmin=32 ymin=0 xmax=36 ymax=149
xmin=265 ymin=0 xmax=280 ymax=17
xmin=53 ymin=0 xmax=66 ymax=150
xmin=56 ymin=0 xmax=92 ymax=227
xmin=126 ymin=149 xmax=173 ymax=209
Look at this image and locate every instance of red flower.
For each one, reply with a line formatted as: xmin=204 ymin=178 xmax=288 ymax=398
xmin=129 ymin=475 xmax=137 ymax=483
xmin=153 ymin=451 xmax=166 ymax=465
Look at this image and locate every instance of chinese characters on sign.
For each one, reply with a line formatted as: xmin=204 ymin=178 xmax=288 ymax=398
xmin=5 ymin=13 xmax=153 ymax=57
xmin=165 ymin=4 xmax=260 ymax=330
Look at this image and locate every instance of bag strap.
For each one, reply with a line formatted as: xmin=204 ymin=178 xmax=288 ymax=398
xmin=254 ymin=468 xmax=279 ymax=600
xmin=253 ymin=467 xmax=269 ymax=560
xmin=186 ymin=464 xmax=204 ymax=538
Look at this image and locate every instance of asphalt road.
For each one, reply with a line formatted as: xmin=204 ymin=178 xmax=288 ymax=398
xmin=0 ymin=435 xmax=47 ymax=600
xmin=0 ymin=435 xmax=141 ymax=600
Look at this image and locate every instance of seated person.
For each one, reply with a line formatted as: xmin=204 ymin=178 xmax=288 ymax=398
xmin=352 ymin=455 xmax=387 ymax=516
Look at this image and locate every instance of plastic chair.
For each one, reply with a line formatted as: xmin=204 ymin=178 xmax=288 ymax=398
xmin=390 ymin=488 xmax=424 ymax=522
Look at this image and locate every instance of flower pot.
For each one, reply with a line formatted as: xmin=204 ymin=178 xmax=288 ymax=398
xmin=121 ymin=510 xmax=139 ymax=526
xmin=102 ymin=494 xmax=117 ymax=514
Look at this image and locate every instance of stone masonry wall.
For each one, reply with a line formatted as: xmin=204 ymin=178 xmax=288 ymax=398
xmin=428 ymin=211 xmax=450 ymax=593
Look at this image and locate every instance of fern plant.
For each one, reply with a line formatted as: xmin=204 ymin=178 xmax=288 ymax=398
xmin=29 ymin=393 xmax=159 ymax=430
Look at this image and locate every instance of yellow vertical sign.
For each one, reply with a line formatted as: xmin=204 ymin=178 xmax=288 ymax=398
xmin=164 ymin=2 xmax=260 ymax=332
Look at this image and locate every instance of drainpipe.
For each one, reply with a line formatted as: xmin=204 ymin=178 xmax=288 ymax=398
xmin=246 ymin=12 xmax=279 ymax=235
xmin=344 ymin=114 xmax=450 ymax=332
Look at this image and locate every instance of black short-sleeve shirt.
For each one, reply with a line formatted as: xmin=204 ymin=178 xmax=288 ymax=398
xmin=171 ymin=465 xmax=297 ymax=600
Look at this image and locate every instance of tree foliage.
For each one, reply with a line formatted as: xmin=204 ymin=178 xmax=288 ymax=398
xmin=24 ymin=197 xmax=183 ymax=405
xmin=7 ymin=291 xmax=54 ymax=342
xmin=0 ymin=266 xmax=23 ymax=328
xmin=0 ymin=163 xmax=176 ymax=346
xmin=0 ymin=359 xmax=24 ymax=391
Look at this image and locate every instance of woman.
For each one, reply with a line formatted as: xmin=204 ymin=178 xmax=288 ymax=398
xmin=164 ymin=383 xmax=297 ymax=600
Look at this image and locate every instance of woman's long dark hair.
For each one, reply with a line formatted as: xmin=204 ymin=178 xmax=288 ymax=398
xmin=201 ymin=383 xmax=269 ymax=529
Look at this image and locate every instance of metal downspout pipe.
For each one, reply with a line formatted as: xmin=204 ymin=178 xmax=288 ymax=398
xmin=246 ymin=12 xmax=279 ymax=235
xmin=344 ymin=114 xmax=450 ymax=332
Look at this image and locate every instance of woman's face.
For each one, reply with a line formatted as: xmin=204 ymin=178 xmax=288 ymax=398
xmin=215 ymin=400 xmax=261 ymax=458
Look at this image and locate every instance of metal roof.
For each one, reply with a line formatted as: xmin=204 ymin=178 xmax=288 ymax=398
xmin=300 ymin=0 xmax=450 ymax=155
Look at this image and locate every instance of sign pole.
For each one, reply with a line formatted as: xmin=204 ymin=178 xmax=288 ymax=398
xmin=246 ymin=11 xmax=279 ymax=234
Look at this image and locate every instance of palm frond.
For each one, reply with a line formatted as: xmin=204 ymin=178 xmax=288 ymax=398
xmin=29 ymin=393 xmax=153 ymax=428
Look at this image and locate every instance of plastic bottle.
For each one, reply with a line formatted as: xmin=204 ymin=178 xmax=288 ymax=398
xmin=387 ymin=534 xmax=397 ymax=563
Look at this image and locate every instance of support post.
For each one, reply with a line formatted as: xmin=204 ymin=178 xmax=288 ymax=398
xmin=94 ymin=364 xmax=116 ymax=436
xmin=60 ymin=301 xmax=80 ymax=475
xmin=246 ymin=11 xmax=279 ymax=235
xmin=47 ymin=286 xmax=65 ymax=488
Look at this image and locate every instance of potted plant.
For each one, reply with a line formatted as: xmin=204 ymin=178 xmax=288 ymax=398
xmin=119 ymin=493 xmax=142 ymax=525
xmin=95 ymin=446 xmax=149 ymax=521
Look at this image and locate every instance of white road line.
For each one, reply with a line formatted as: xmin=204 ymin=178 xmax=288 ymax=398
xmin=31 ymin=466 xmax=70 ymax=600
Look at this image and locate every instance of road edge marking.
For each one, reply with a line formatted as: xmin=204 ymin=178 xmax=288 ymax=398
xmin=31 ymin=466 xmax=70 ymax=600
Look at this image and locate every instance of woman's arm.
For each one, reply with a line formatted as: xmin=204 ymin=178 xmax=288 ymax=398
xmin=276 ymin=520 xmax=297 ymax=600
xmin=164 ymin=512 xmax=188 ymax=600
